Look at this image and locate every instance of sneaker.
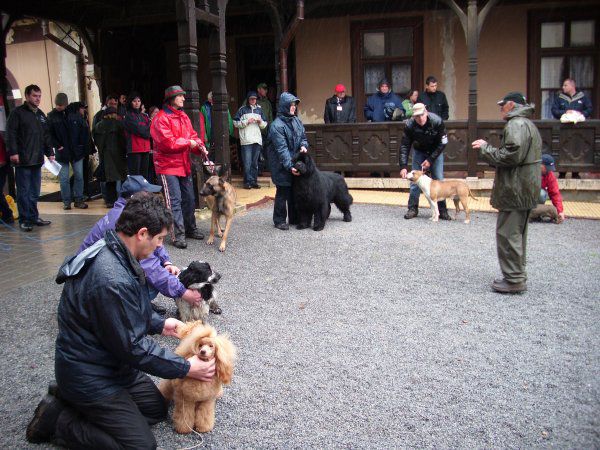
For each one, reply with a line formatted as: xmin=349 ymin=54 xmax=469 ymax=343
xmin=244 ymin=184 xmax=252 ymax=190
xmin=404 ymin=208 xmax=418 ymax=220
xmin=251 ymin=184 xmax=261 ymax=189
xmin=186 ymin=229 xmax=204 ymax=240
xmin=20 ymin=222 xmax=34 ymax=232
xmin=172 ymin=239 xmax=187 ymax=249
xmin=439 ymin=210 xmax=452 ymax=221
xmin=63 ymin=204 xmax=71 ymax=210
xmin=491 ymin=278 xmax=527 ymax=294
xmin=274 ymin=223 xmax=289 ymax=230
xmin=74 ymin=201 xmax=88 ymax=209
xmin=26 ymin=395 xmax=64 ymax=444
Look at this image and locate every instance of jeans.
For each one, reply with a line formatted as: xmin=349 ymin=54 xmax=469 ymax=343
xmin=538 ymin=189 xmax=548 ymax=204
xmin=127 ymin=152 xmax=150 ymax=181
xmin=59 ymin=158 xmax=84 ymax=205
xmin=54 ymin=372 xmax=166 ymax=450
xmin=14 ymin=165 xmax=42 ymax=224
xmin=273 ymin=185 xmax=298 ymax=225
xmin=159 ymin=173 xmax=197 ymax=240
xmin=0 ymin=165 xmax=13 ymax=222
xmin=240 ymin=143 xmax=261 ymax=186
xmin=407 ymin=150 xmax=447 ymax=211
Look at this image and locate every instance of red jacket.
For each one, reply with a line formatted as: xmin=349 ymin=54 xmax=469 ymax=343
xmin=150 ymin=106 xmax=203 ymax=177
xmin=124 ymin=110 xmax=151 ymax=154
xmin=541 ymin=171 xmax=563 ymax=213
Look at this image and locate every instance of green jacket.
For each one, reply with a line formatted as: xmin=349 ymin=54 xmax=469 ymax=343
xmin=479 ymin=104 xmax=542 ymax=211
xmin=402 ymin=99 xmax=414 ymax=118
xmin=200 ymin=102 xmax=234 ymax=149
xmin=257 ymin=96 xmax=273 ymax=135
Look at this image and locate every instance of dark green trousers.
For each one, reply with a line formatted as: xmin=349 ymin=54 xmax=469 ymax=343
xmin=496 ymin=209 xmax=532 ymax=283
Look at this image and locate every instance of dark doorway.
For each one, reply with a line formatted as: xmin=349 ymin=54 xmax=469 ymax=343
xmin=236 ymin=35 xmax=276 ymax=104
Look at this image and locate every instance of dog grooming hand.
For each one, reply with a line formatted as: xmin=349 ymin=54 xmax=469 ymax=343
xmin=182 ymin=288 xmax=203 ymax=307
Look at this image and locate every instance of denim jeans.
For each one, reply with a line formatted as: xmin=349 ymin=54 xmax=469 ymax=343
xmin=159 ymin=174 xmax=197 ymax=240
xmin=538 ymin=189 xmax=548 ymax=204
xmin=15 ymin=165 xmax=42 ymax=224
xmin=59 ymin=158 xmax=84 ymax=205
xmin=408 ymin=150 xmax=447 ymax=211
xmin=240 ymin=143 xmax=261 ymax=186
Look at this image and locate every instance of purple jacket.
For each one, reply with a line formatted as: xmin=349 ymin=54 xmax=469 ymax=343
xmin=78 ymin=198 xmax=186 ymax=298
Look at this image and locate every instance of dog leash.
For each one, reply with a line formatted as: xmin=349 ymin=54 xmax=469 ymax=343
xmin=199 ymin=144 xmax=217 ymax=175
xmin=172 ymin=397 xmax=205 ymax=450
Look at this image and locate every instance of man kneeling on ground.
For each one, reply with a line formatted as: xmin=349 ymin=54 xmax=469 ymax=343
xmin=26 ymin=193 xmax=215 ymax=449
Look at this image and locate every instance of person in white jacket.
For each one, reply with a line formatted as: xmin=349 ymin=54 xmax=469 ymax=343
xmin=233 ymin=91 xmax=267 ymax=189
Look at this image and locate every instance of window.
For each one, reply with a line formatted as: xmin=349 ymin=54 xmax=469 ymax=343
xmin=529 ymin=12 xmax=599 ymax=119
xmin=351 ymin=18 xmax=423 ymax=120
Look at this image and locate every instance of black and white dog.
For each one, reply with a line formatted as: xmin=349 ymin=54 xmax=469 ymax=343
xmin=176 ymin=261 xmax=222 ymax=322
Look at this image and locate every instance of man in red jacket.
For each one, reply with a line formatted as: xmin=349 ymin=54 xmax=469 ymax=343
xmin=150 ymin=86 xmax=207 ymax=249
xmin=540 ymin=154 xmax=565 ymax=223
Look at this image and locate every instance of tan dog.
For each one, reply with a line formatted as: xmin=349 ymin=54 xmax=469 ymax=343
xmin=529 ymin=204 xmax=561 ymax=223
xmin=159 ymin=322 xmax=236 ymax=434
xmin=199 ymin=175 xmax=237 ymax=252
xmin=406 ymin=170 xmax=476 ymax=223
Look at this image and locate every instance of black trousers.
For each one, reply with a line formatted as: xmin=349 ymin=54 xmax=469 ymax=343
xmin=54 ymin=372 xmax=167 ymax=450
xmin=127 ymin=152 xmax=150 ymax=181
xmin=273 ymin=185 xmax=298 ymax=225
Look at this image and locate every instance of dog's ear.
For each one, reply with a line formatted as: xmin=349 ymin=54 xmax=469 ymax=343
xmin=218 ymin=177 xmax=226 ymax=186
xmin=216 ymin=163 xmax=229 ymax=178
xmin=214 ymin=334 xmax=237 ymax=384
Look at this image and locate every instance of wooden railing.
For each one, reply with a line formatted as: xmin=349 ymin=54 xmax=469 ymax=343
xmin=304 ymin=120 xmax=600 ymax=175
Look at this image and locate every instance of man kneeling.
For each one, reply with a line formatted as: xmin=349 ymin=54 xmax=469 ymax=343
xmin=26 ymin=193 xmax=215 ymax=449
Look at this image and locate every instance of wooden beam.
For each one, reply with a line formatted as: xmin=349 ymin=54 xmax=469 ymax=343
xmin=196 ymin=7 xmax=219 ymax=27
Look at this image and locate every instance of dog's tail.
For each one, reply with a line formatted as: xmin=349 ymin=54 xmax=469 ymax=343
xmin=468 ymin=188 xmax=477 ymax=200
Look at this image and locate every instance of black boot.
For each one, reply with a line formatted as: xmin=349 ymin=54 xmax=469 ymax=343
xmin=404 ymin=207 xmax=418 ymax=219
xmin=26 ymin=395 xmax=64 ymax=444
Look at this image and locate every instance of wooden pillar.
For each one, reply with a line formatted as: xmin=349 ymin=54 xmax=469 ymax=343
xmin=466 ymin=0 xmax=478 ymax=177
xmin=176 ymin=0 xmax=201 ymax=135
xmin=209 ymin=0 xmax=230 ymax=175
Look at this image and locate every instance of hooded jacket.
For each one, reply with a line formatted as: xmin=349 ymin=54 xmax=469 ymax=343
xmin=324 ymin=95 xmax=356 ymax=123
xmin=124 ymin=108 xmax=151 ymax=153
xmin=150 ymin=105 xmax=203 ymax=177
xmin=47 ymin=104 xmax=90 ymax=163
xmin=364 ymin=90 xmax=404 ymax=122
xmin=233 ymin=94 xmax=267 ymax=146
xmin=55 ymin=229 xmax=190 ymax=403
xmin=479 ymin=104 xmax=542 ymax=211
xmin=551 ymin=91 xmax=593 ymax=119
xmin=78 ymin=197 xmax=186 ymax=298
xmin=5 ymin=103 xmax=54 ymax=166
xmin=93 ymin=113 xmax=127 ymax=182
xmin=267 ymin=93 xmax=309 ymax=187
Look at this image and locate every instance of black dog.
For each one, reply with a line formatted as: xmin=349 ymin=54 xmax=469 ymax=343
xmin=176 ymin=261 xmax=222 ymax=322
xmin=292 ymin=152 xmax=353 ymax=231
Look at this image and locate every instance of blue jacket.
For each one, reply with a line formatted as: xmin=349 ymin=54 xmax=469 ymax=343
xmin=78 ymin=197 xmax=186 ymax=298
xmin=55 ymin=230 xmax=190 ymax=403
xmin=267 ymin=93 xmax=309 ymax=187
xmin=364 ymin=91 xmax=404 ymax=122
xmin=551 ymin=91 xmax=593 ymax=119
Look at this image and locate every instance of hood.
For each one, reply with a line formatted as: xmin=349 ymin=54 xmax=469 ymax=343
xmin=56 ymin=238 xmax=106 ymax=284
xmin=506 ymin=103 xmax=535 ymax=120
xmin=277 ymin=92 xmax=300 ymax=115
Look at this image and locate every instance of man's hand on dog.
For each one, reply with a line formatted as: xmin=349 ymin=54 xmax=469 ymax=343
xmin=162 ymin=318 xmax=184 ymax=337
xmin=421 ymin=160 xmax=431 ymax=171
xmin=400 ymin=168 xmax=408 ymax=178
xmin=300 ymin=146 xmax=308 ymax=153
xmin=187 ymin=355 xmax=216 ymax=381
xmin=291 ymin=168 xmax=300 ymax=176
xmin=164 ymin=263 xmax=181 ymax=276
xmin=182 ymin=288 xmax=203 ymax=307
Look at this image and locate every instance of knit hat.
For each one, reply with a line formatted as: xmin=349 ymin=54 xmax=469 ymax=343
xmin=334 ymin=84 xmax=346 ymax=93
xmin=164 ymin=85 xmax=186 ymax=102
xmin=55 ymin=93 xmax=68 ymax=106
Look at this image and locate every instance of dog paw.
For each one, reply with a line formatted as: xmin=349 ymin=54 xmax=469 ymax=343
xmin=464 ymin=220 xmax=471 ymax=224
xmin=219 ymin=243 xmax=226 ymax=252
xmin=206 ymin=237 xmax=214 ymax=245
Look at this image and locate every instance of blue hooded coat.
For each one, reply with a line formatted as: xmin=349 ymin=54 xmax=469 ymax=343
xmin=267 ymin=93 xmax=309 ymax=187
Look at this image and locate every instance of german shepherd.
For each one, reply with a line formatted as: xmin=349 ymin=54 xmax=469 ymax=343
xmin=199 ymin=174 xmax=237 ymax=252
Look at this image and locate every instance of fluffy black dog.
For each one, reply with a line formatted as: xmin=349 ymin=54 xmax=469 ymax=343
xmin=177 ymin=261 xmax=222 ymax=322
xmin=292 ymin=152 xmax=353 ymax=231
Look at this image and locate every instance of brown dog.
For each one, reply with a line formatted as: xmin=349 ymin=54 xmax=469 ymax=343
xmin=406 ymin=170 xmax=476 ymax=223
xmin=199 ymin=175 xmax=237 ymax=252
xmin=529 ymin=204 xmax=561 ymax=223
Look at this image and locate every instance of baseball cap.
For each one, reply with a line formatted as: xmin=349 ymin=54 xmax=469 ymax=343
xmin=542 ymin=154 xmax=556 ymax=172
xmin=334 ymin=84 xmax=346 ymax=93
xmin=247 ymin=91 xmax=258 ymax=99
xmin=257 ymin=82 xmax=268 ymax=90
xmin=120 ymin=175 xmax=163 ymax=198
xmin=497 ymin=91 xmax=527 ymax=106
xmin=412 ymin=103 xmax=427 ymax=116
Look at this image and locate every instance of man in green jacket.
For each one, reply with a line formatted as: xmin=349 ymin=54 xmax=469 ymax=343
xmin=472 ymin=92 xmax=541 ymax=294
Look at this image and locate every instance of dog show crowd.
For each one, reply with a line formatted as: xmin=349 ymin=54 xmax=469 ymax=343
xmin=0 ymin=71 xmax=584 ymax=448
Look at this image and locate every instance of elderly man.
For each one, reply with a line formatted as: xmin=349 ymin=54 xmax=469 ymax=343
xmin=472 ymin=92 xmax=541 ymax=294
xmin=400 ymin=103 xmax=450 ymax=220
xmin=324 ymin=84 xmax=356 ymax=123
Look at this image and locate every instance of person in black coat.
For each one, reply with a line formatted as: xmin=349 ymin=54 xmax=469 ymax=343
xmin=26 ymin=193 xmax=216 ymax=448
xmin=48 ymin=94 xmax=90 ymax=209
xmin=5 ymin=84 xmax=55 ymax=231
xmin=417 ymin=75 xmax=449 ymax=121
xmin=324 ymin=84 xmax=356 ymax=123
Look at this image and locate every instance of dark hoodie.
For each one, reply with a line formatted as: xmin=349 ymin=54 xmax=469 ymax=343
xmin=55 ymin=230 xmax=189 ymax=403
xmin=267 ymin=92 xmax=309 ymax=186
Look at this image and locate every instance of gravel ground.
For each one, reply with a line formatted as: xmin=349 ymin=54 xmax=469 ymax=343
xmin=1 ymin=203 xmax=599 ymax=449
